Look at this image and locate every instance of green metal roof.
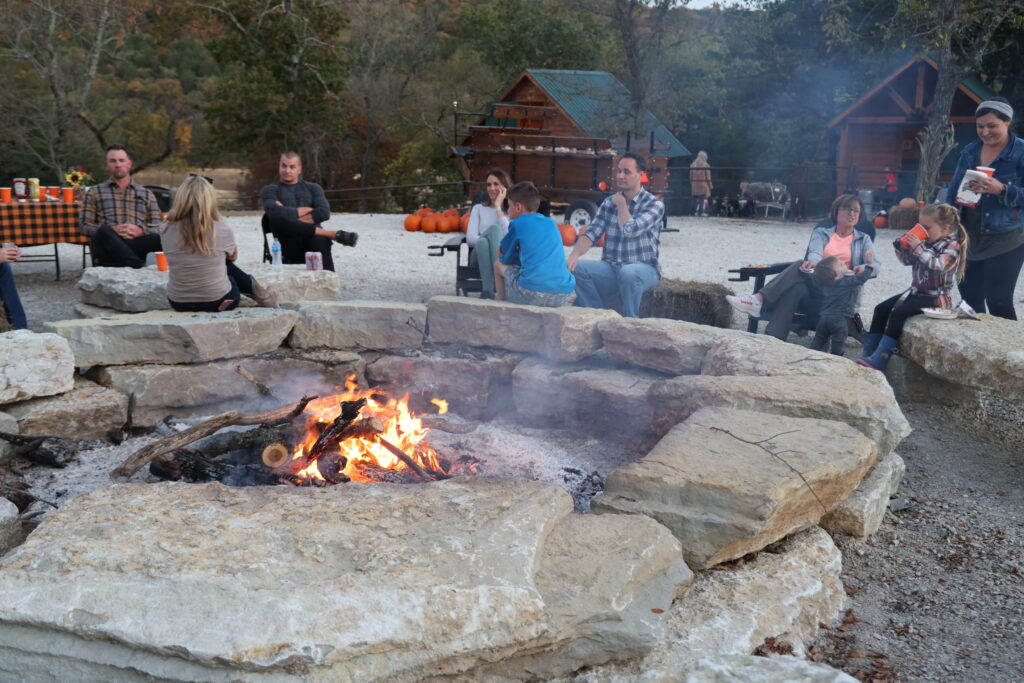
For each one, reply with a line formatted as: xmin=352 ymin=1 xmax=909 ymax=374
xmin=522 ymin=69 xmax=690 ymax=158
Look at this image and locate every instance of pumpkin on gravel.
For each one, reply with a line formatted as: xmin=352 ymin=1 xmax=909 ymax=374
xmin=460 ymin=213 xmax=470 ymax=232
xmin=403 ymin=215 xmax=421 ymax=231
xmin=416 ymin=208 xmax=433 ymax=218
xmin=421 ymin=215 xmax=438 ymax=233
xmin=558 ymin=224 xmax=577 ymax=246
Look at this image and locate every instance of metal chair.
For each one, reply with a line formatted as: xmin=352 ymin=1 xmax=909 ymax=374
xmin=427 ymin=235 xmax=483 ymax=296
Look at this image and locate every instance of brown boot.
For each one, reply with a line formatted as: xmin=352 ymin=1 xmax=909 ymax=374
xmin=250 ymin=277 xmax=279 ymax=308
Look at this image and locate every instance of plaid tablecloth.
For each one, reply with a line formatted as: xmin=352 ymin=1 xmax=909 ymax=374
xmin=0 ymin=202 xmax=89 ymax=246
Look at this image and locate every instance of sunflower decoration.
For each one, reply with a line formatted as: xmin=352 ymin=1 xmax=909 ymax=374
xmin=64 ymin=165 xmax=94 ymax=188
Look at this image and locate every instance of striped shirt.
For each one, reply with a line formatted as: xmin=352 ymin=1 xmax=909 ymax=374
xmin=582 ymin=188 xmax=664 ymax=273
xmin=895 ymin=234 xmax=962 ymax=308
xmin=79 ymin=178 xmax=162 ymax=237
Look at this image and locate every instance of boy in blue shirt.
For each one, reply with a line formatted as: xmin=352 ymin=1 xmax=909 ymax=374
xmin=494 ymin=182 xmax=576 ymax=307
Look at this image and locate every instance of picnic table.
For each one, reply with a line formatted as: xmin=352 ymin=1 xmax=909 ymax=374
xmin=0 ymin=201 xmax=89 ymax=280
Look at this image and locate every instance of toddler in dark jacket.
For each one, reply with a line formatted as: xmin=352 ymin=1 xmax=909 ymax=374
xmin=809 ymin=256 xmax=875 ymax=356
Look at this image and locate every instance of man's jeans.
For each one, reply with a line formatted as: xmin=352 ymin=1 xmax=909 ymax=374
xmin=0 ymin=262 xmax=27 ymax=329
xmin=574 ymin=260 xmax=659 ymax=318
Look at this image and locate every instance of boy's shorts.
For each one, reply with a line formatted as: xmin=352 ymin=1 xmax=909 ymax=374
xmin=504 ymin=266 xmax=573 ymax=308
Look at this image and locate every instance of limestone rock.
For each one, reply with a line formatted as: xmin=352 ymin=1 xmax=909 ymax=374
xmin=44 ymin=309 xmax=298 ymax=366
xmin=0 ymin=478 xmax=686 ymax=682
xmin=511 ymin=356 xmax=665 ymax=434
xmin=649 ymin=374 xmax=911 ymax=458
xmin=366 ymin=351 xmax=522 ymax=420
xmin=288 ymin=300 xmax=427 ymax=350
xmin=679 ymin=654 xmax=855 ymax=682
xmin=3 ymin=377 xmax=127 ymax=441
xmin=594 ymin=408 xmax=877 ymax=569
xmin=569 ymin=527 xmax=846 ymax=681
xmin=598 ymin=317 xmax=743 ymax=375
xmin=427 ymin=296 xmax=618 ymax=362
xmin=0 ymin=498 xmax=18 ymax=556
xmin=72 ymin=302 xmax=122 ymax=319
xmin=900 ymin=314 xmax=1024 ymax=402
xmin=77 ymin=265 xmax=340 ymax=312
xmin=639 ymin=278 xmax=735 ymax=328
xmin=88 ymin=350 xmax=365 ymax=426
xmin=0 ymin=331 xmax=75 ymax=405
xmin=0 ymin=412 xmax=17 ymax=464
xmin=821 ymin=452 xmax=906 ymax=539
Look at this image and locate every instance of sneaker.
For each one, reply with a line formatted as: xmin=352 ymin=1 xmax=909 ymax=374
xmin=334 ymin=230 xmax=359 ymax=248
xmin=726 ymin=294 xmax=762 ymax=316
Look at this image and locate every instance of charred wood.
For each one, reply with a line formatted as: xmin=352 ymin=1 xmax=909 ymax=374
xmin=0 ymin=431 xmax=79 ymax=468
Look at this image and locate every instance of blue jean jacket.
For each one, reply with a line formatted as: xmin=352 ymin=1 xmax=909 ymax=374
xmin=946 ymin=134 xmax=1024 ymax=235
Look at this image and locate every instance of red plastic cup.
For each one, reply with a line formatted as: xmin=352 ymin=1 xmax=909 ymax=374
xmin=899 ymin=223 xmax=928 ymax=249
xmin=47 ymin=186 xmax=59 ymax=198
xmin=61 ymin=187 xmax=75 ymax=203
xmin=154 ymin=252 xmax=169 ymax=271
xmin=976 ymin=166 xmax=995 ymax=177
xmin=0 ymin=188 xmax=11 ymax=203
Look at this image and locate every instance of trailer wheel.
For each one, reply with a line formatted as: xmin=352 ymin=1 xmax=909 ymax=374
xmin=565 ymin=200 xmax=598 ymax=229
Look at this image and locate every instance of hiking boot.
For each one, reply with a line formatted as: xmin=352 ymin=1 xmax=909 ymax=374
xmin=250 ymin=277 xmax=279 ymax=308
xmin=334 ymin=230 xmax=359 ymax=247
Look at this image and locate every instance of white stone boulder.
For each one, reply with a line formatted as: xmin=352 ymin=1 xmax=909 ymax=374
xmin=649 ymin=374 xmax=911 ymax=458
xmin=288 ymin=300 xmax=427 ymax=350
xmin=900 ymin=314 xmax=1024 ymax=402
xmin=427 ymin=296 xmax=618 ymax=362
xmin=366 ymin=351 xmax=522 ymax=420
xmin=594 ymin=408 xmax=877 ymax=569
xmin=0 ymin=412 xmax=17 ymax=464
xmin=44 ymin=309 xmax=298 ymax=367
xmin=567 ymin=527 xmax=847 ymax=680
xmin=511 ymin=356 xmax=666 ymax=434
xmin=0 ymin=478 xmax=688 ymax=681
xmin=2 ymin=377 xmax=128 ymax=441
xmin=674 ymin=655 xmax=857 ymax=683
xmin=88 ymin=350 xmax=365 ymax=426
xmin=821 ymin=452 xmax=906 ymax=539
xmin=0 ymin=331 xmax=75 ymax=405
xmin=77 ymin=265 xmax=340 ymax=312
xmin=0 ymin=498 xmax=19 ymax=556
xmin=598 ymin=317 xmax=743 ymax=375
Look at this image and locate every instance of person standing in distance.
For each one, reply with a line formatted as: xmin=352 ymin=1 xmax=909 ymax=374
xmin=567 ymin=152 xmax=664 ymax=317
xmin=259 ymin=151 xmax=358 ymax=272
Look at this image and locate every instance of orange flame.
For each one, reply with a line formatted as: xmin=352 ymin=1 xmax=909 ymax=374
xmin=288 ymin=376 xmax=445 ymax=483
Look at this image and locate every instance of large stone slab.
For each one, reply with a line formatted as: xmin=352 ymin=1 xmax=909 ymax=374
xmin=44 ymin=309 xmax=298 ymax=367
xmin=900 ymin=314 xmax=1024 ymax=402
xmin=288 ymin=300 xmax=427 ymax=350
xmin=77 ymin=265 xmax=340 ymax=312
xmin=594 ymin=408 xmax=876 ymax=569
xmin=0 ymin=413 xmax=16 ymax=464
xmin=512 ymin=356 xmax=666 ymax=434
xmin=598 ymin=317 xmax=743 ymax=375
xmin=0 ymin=498 xmax=18 ymax=556
xmin=821 ymin=452 xmax=906 ymax=539
xmin=0 ymin=331 xmax=75 ymax=405
xmin=427 ymin=296 xmax=619 ymax=362
xmin=649 ymin=374 xmax=911 ymax=458
xmin=0 ymin=478 xmax=685 ymax=681
xmin=2 ymin=377 xmax=128 ymax=441
xmin=673 ymin=655 xmax=857 ymax=683
xmin=88 ymin=350 xmax=365 ymax=426
xmin=366 ymin=351 xmax=522 ymax=420
xmin=566 ymin=527 xmax=847 ymax=681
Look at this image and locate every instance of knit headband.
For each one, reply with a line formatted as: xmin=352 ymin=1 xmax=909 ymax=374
xmin=977 ymin=100 xmax=1014 ymax=120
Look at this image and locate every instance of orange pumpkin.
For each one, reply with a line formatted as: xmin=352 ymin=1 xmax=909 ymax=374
xmin=444 ymin=209 xmax=459 ymax=218
xmin=575 ymin=226 xmax=604 ymax=246
xmin=460 ymin=213 xmax=470 ymax=232
xmin=421 ymin=215 xmax=438 ymax=233
xmin=403 ymin=215 xmax=421 ymax=231
xmin=435 ymin=216 xmax=449 ymax=233
xmin=558 ymin=224 xmax=577 ymax=246
xmin=416 ymin=207 xmax=433 ymax=218
xmin=873 ymin=214 xmax=888 ymax=229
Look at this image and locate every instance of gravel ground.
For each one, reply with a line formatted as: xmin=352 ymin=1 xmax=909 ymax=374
xmin=5 ymin=213 xmax=1024 ymax=680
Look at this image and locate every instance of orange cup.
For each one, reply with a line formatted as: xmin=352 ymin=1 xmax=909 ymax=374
xmin=154 ymin=252 xmax=169 ymax=271
xmin=61 ymin=187 xmax=75 ymax=203
xmin=977 ymin=166 xmax=995 ymax=177
xmin=899 ymin=223 xmax=928 ymax=248
xmin=47 ymin=186 xmax=59 ymax=198
xmin=0 ymin=188 xmax=11 ymax=203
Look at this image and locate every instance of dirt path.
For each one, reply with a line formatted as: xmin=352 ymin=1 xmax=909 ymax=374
xmin=812 ymin=400 xmax=1024 ymax=681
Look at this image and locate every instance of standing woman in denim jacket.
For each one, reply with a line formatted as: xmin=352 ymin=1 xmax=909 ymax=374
xmin=946 ymin=97 xmax=1024 ymax=319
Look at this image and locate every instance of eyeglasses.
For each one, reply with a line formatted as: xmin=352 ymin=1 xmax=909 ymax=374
xmin=840 ymin=207 xmax=861 ymax=214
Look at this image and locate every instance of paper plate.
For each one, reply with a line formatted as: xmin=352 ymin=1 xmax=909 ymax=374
xmin=922 ymin=307 xmax=958 ymax=320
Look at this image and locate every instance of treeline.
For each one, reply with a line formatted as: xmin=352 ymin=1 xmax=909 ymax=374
xmin=1 ymin=0 xmax=1021 ymax=199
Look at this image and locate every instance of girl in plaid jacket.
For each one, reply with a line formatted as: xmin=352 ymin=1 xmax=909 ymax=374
xmin=858 ymin=203 xmax=968 ymax=371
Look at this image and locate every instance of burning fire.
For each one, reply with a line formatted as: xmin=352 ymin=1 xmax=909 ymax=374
xmin=289 ymin=377 xmax=446 ymax=483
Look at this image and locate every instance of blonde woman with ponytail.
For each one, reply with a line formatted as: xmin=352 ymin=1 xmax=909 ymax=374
xmin=161 ymin=175 xmax=277 ymax=312
xmin=857 ymin=203 xmax=967 ymax=371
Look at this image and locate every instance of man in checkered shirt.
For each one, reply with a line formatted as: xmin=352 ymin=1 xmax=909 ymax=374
xmin=567 ymin=152 xmax=664 ymax=317
xmin=79 ymin=144 xmax=162 ymax=268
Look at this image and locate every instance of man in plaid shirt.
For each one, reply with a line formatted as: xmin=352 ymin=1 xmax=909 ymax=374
xmin=80 ymin=144 xmax=163 ymax=268
xmin=567 ymin=152 xmax=664 ymax=317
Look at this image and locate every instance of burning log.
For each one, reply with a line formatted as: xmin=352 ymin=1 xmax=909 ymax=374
xmin=421 ymin=416 xmax=479 ymax=434
xmin=0 ymin=431 xmax=79 ymax=468
xmin=261 ymin=442 xmax=290 ymax=469
xmin=111 ymin=396 xmax=317 ymax=481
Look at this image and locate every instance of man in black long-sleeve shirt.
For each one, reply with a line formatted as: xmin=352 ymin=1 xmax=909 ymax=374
xmin=259 ymin=152 xmax=358 ymax=271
